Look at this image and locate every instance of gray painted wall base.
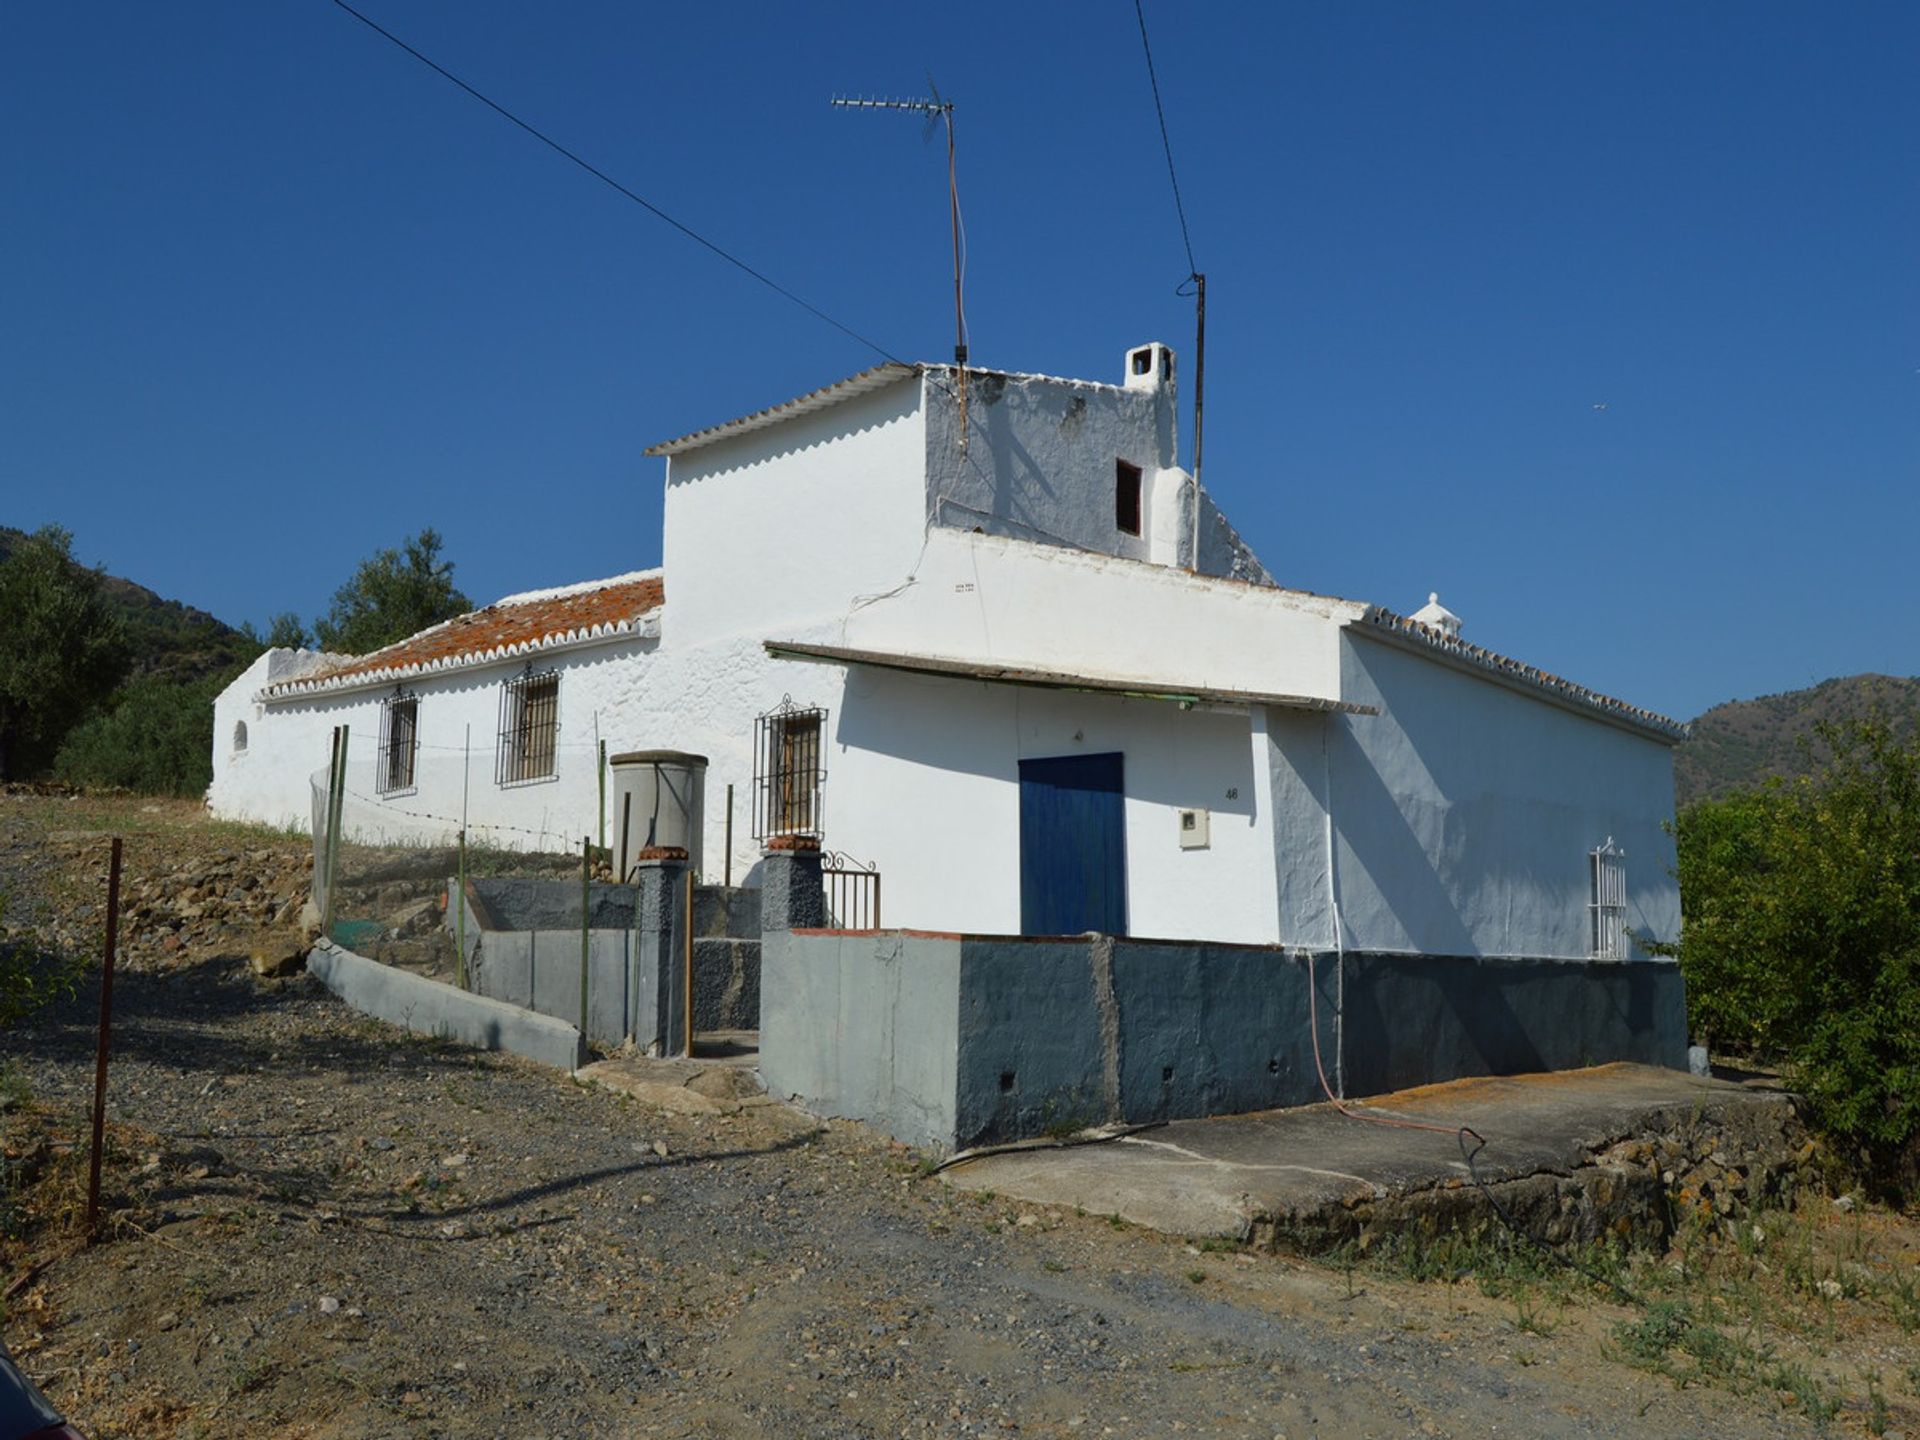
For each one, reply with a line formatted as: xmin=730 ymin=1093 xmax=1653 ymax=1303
xmin=761 ymin=931 xmax=1688 ymax=1152
xmin=307 ymin=941 xmax=586 ymax=1071
xmin=449 ymin=872 xmax=761 ymax=1053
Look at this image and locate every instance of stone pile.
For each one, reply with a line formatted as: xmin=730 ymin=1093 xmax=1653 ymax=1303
xmin=116 ymin=847 xmax=314 ymax=971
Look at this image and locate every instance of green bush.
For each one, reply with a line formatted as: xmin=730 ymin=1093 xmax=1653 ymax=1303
xmin=0 ymin=891 xmax=84 ymax=1031
xmin=1668 ymin=717 xmax=1920 ymax=1193
xmin=53 ymin=672 xmax=230 ymax=798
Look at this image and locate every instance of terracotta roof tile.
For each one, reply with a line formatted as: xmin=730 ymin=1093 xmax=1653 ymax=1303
xmin=263 ymin=572 xmax=663 ymax=700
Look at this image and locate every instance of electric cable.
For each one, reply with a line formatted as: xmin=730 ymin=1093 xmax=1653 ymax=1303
xmin=328 ymin=0 xmax=904 ymax=364
xmin=1132 ymin=0 xmax=1198 ymax=280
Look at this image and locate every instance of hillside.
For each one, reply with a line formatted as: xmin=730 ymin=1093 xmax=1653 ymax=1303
xmin=0 ymin=525 xmax=256 ymax=683
xmin=1676 ymin=673 xmax=1920 ymax=807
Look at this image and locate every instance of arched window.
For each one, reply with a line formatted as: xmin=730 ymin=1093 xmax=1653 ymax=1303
xmin=232 ymin=720 xmax=249 ymax=754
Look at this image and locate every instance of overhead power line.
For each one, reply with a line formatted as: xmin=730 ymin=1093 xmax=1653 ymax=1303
xmin=1133 ymin=0 xmax=1198 ymax=279
xmin=328 ymin=0 xmax=902 ymax=363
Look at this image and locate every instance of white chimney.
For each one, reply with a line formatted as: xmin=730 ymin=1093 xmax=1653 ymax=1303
xmin=1412 ymin=592 xmax=1463 ymax=639
xmin=1123 ymin=342 xmax=1176 ymax=394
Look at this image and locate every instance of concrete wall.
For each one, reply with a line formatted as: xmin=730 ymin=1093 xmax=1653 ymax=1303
xmin=1281 ymin=632 xmax=1683 ymax=960
xmin=951 ymin=938 xmax=1337 ymax=1148
xmin=758 ymin=928 xmax=963 ymax=1152
xmin=307 ymin=940 xmax=586 ymax=1071
xmin=455 ymin=876 xmax=755 ymax=1048
xmin=1339 ymin=953 xmax=1689 ymax=1096
xmin=768 ymin=927 xmax=1688 ymax=1151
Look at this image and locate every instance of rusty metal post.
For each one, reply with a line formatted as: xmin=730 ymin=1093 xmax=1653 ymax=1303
xmin=724 ymin=782 xmax=734 ymax=888
xmin=85 ymin=837 xmax=123 ymax=1238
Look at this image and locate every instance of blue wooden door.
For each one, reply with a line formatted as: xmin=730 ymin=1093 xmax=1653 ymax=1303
xmin=1019 ymin=752 xmax=1128 ymax=936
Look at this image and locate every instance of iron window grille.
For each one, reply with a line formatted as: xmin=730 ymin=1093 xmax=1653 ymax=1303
xmin=377 ymin=689 xmax=419 ymax=796
xmin=497 ymin=668 xmax=560 ymax=786
xmin=753 ymin=698 xmax=826 ymax=840
xmin=1590 ymin=838 xmax=1628 ymax=960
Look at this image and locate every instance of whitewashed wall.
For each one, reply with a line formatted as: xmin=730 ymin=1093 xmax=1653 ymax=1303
xmin=820 ymin=667 xmax=1280 ymax=942
xmin=805 ymin=528 xmax=1355 ymax=707
xmin=1265 ymin=632 xmax=1682 ymax=960
xmin=921 ymin=357 xmax=1270 ymax=584
xmin=660 ymin=375 xmax=928 ymax=651
xmin=209 ymin=638 xmax=659 ymax=851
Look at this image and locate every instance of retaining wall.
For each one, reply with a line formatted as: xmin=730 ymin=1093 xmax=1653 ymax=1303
xmin=764 ymin=928 xmax=1688 ymax=1151
xmin=306 ymin=941 xmax=586 ymax=1071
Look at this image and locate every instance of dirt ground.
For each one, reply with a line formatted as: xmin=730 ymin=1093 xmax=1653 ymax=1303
xmin=3 ymin=792 xmax=1917 ymax=1439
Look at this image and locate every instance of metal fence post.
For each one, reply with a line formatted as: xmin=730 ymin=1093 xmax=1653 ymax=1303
xmin=85 ymin=837 xmax=123 ymax=1238
xmin=579 ymin=835 xmax=592 ymax=1041
xmin=455 ymin=827 xmax=469 ymax=990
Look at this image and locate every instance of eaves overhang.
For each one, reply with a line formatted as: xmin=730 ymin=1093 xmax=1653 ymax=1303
xmin=765 ymin=640 xmax=1376 ymax=715
xmin=645 ymin=362 xmax=922 ymax=458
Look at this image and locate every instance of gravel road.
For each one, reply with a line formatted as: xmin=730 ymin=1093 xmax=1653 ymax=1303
xmin=0 ymin=795 xmax=1845 ymax=1438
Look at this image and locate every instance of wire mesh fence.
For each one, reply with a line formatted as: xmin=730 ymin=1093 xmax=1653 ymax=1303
xmin=306 ymin=735 xmax=762 ymax=1053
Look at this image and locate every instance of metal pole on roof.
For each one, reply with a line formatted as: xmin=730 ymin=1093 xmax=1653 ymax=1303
xmin=1189 ymin=271 xmax=1206 ymax=571
xmin=830 ymin=87 xmax=969 ymax=449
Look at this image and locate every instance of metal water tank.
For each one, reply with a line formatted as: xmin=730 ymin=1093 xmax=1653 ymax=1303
xmin=609 ymin=750 xmax=708 ymax=879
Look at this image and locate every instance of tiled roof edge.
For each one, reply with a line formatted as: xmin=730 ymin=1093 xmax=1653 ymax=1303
xmin=1355 ymin=607 xmax=1690 ymax=742
xmin=258 ymin=610 xmax=661 ymax=703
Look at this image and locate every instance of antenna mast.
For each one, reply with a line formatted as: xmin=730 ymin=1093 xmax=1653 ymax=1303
xmin=831 ymin=88 xmax=970 ymax=448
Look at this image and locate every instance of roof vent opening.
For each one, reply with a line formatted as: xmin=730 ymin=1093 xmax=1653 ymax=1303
xmin=1411 ymin=592 xmax=1463 ymax=639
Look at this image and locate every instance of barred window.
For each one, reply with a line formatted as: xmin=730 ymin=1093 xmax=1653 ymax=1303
xmin=497 ymin=670 xmax=559 ymax=786
xmin=753 ymin=699 xmax=825 ymax=840
xmin=1590 ymin=838 xmax=1627 ymax=960
xmin=377 ymin=691 xmax=419 ymax=795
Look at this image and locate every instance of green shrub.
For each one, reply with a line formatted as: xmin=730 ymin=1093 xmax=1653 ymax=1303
xmin=1667 ymin=717 xmax=1920 ymax=1194
xmin=52 ymin=672 xmax=229 ymax=798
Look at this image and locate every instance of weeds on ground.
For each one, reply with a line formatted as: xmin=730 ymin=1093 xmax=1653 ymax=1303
xmin=1331 ymin=1192 xmax=1920 ymax=1432
xmin=1608 ymin=1297 xmax=1837 ymax=1424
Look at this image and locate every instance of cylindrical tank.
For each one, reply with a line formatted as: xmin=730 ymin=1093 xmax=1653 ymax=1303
xmin=609 ymin=750 xmax=708 ymax=880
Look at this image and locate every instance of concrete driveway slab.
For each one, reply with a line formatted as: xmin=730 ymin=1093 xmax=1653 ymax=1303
xmin=941 ymin=1063 xmax=1800 ymax=1246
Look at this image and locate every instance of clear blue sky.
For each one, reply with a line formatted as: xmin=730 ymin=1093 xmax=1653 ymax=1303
xmin=4 ymin=2 xmax=1914 ymax=721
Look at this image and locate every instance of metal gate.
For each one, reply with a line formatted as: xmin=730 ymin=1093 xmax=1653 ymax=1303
xmin=821 ymin=851 xmax=881 ymax=930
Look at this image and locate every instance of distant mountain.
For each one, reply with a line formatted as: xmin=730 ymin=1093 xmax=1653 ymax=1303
xmin=0 ymin=525 xmax=257 ymax=684
xmin=1676 ymin=674 xmax=1920 ymax=807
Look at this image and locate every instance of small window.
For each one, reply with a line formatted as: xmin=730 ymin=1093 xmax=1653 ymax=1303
xmin=378 ymin=692 xmax=419 ymax=795
xmin=1590 ymin=839 xmax=1627 ymax=959
xmin=1115 ymin=460 xmax=1143 ymax=536
xmin=232 ymin=720 xmax=248 ymax=754
xmin=497 ymin=670 xmax=559 ymax=786
xmin=753 ymin=699 xmax=826 ymax=839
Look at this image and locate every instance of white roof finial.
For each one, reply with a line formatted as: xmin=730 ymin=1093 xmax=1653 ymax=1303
xmin=1412 ymin=591 xmax=1463 ymax=639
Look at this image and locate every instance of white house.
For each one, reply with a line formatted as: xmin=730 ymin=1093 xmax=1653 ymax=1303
xmin=212 ymin=342 xmax=1684 ymax=965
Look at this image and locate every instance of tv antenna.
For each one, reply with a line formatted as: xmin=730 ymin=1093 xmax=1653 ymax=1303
xmin=831 ymin=81 xmax=971 ymax=448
